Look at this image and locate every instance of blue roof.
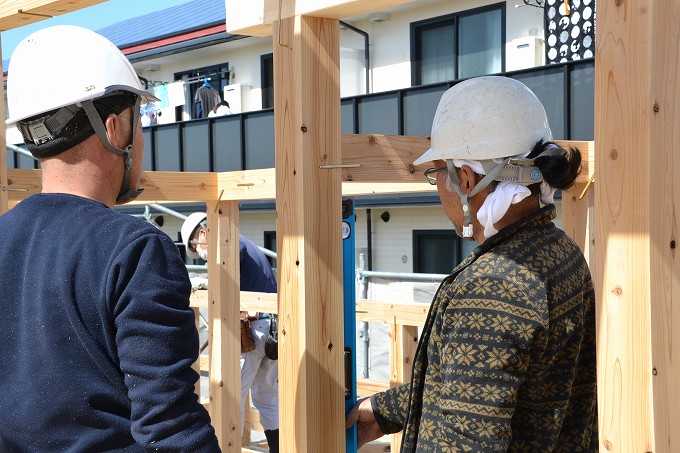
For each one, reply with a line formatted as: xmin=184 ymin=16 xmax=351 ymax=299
xmin=97 ymin=0 xmax=226 ymax=49
xmin=3 ymin=0 xmax=226 ymax=70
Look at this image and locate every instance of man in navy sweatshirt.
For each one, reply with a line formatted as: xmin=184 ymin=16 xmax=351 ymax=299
xmin=0 ymin=26 xmax=220 ymax=451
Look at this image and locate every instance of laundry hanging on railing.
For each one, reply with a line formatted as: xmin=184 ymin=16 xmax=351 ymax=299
xmin=193 ymin=79 xmax=221 ymax=119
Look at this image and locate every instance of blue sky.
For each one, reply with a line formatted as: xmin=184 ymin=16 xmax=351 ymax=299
xmin=1 ymin=0 xmax=193 ymax=59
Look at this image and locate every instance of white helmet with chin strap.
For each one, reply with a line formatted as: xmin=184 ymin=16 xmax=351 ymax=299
xmin=6 ymin=25 xmax=158 ymax=204
xmin=414 ymin=76 xmax=559 ymax=238
xmin=181 ymin=213 xmax=208 ymax=260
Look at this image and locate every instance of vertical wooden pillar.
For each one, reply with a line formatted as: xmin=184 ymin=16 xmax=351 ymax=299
xmin=274 ymin=15 xmax=345 ymax=453
xmin=389 ymin=323 xmax=418 ymax=452
xmin=192 ymin=306 xmax=202 ymax=398
xmin=647 ymin=4 xmax=680 ymax=450
xmin=206 ymin=200 xmax=242 ymax=451
xmin=595 ymin=0 xmax=680 ymax=451
xmin=1 ymin=38 xmax=8 ymax=215
xmin=561 ymin=142 xmax=595 ymax=263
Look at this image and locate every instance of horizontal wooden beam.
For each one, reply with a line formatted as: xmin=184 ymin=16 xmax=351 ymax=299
xmin=225 ymin=0 xmax=415 ymax=37
xmin=5 ymin=170 xmax=220 ymax=203
xmin=0 ymin=0 xmax=105 ymax=32
xmin=356 ymin=299 xmax=428 ymax=326
xmin=6 ymin=136 xmax=592 ymax=203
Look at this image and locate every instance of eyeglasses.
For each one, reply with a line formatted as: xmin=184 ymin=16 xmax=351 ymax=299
xmin=424 ymin=167 xmax=447 ymax=185
xmin=189 ymin=228 xmax=207 ymax=250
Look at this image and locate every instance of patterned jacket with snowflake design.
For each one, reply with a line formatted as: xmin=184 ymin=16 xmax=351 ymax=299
xmin=371 ymin=205 xmax=598 ymax=452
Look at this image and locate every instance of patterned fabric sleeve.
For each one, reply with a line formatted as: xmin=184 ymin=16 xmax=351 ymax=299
xmin=371 ymin=383 xmax=411 ymax=434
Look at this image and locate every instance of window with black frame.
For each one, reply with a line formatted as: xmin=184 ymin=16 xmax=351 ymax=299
xmin=413 ymin=230 xmax=463 ymax=274
xmin=264 ymin=230 xmax=277 ymax=269
xmin=261 ymin=53 xmax=274 ymax=109
xmin=411 ymin=3 xmax=505 ymax=86
xmin=174 ymin=63 xmax=230 ymax=120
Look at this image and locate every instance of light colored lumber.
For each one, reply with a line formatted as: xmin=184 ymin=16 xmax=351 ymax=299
xmin=356 ymin=299 xmax=428 ymax=326
xmin=561 ymin=140 xmax=595 ymax=260
xmin=206 ymin=200 xmax=242 ymax=451
xmin=5 ymin=139 xmax=592 ymax=204
xmin=357 ymin=378 xmax=389 ymax=397
xmin=192 ymin=307 xmax=202 ymax=397
xmin=0 ymin=0 xmax=105 ymax=31
xmin=246 ymin=404 xmax=264 ymax=432
xmin=225 ymin=0 xmax=416 ymax=37
xmin=242 ymin=393 xmax=251 ymax=446
xmin=388 ymin=324 xmax=417 ymax=452
xmin=5 ymin=170 xmax=220 ymax=203
xmin=0 ymin=38 xmax=7 ymax=215
xmin=358 ymin=441 xmax=391 ymax=453
xmin=274 ymin=15 xmax=344 ymax=452
xmin=594 ymin=0 xmax=679 ymax=451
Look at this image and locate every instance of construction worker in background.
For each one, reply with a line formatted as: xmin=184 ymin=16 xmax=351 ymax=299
xmin=182 ymin=213 xmax=280 ymax=453
xmin=346 ymin=76 xmax=598 ymax=452
xmin=0 ymin=26 xmax=219 ymax=451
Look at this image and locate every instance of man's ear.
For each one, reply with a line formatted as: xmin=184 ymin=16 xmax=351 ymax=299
xmin=104 ymin=113 xmax=122 ymax=148
xmin=458 ymin=165 xmax=478 ymax=195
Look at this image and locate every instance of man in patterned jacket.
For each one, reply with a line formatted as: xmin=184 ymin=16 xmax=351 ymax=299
xmin=346 ymin=76 xmax=598 ymax=452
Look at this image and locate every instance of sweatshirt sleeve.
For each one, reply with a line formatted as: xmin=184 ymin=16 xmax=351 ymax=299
xmin=109 ymin=233 xmax=220 ymax=452
xmin=370 ymin=383 xmax=411 ymax=434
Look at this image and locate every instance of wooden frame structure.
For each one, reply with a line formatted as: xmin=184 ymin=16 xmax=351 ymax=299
xmin=1 ymin=0 xmax=678 ymax=451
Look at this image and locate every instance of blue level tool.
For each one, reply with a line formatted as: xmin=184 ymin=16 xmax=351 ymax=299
xmin=342 ymin=199 xmax=358 ymax=453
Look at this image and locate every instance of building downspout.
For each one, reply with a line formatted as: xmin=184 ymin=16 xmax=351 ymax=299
xmin=361 ymin=208 xmax=373 ymax=378
xmin=340 ymin=20 xmax=370 ymax=94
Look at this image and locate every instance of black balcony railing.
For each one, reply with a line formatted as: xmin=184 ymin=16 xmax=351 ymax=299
xmin=7 ymin=59 xmax=594 ymax=171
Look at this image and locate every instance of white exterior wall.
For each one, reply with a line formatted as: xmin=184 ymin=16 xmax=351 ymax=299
xmin=130 ymin=0 xmax=547 ymax=114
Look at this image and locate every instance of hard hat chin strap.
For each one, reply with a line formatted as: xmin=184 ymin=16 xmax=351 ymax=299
xmin=445 ymin=158 xmax=510 ymax=238
xmin=80 ymin=96 xmax=144 ymax=204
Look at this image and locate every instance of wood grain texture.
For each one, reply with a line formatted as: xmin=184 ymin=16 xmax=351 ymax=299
xmin=206 ymin=200 xmax=242 ymax=451
xmin=594 ymin=0 xmax=668 ymax=451
xmin=225 ymin=0 xmax=415 ymax=37
xmin=5 ymin=139 xmax=592 ymax=204
xmin=0 ymin=40 xmax=7 ymax=215
xmin=389 ymin=324 xmax=417 ymax=452
xmin=274 ymin=15 xmax=345 ymax=453
xmin=0 ymin=0 xmax=104 ymax=31
xmin=648 ymin=1 xmax=680 ymax=452
xmin=561 ymin=141 xmax=595 ymax=259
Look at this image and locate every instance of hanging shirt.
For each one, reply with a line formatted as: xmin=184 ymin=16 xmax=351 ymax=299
xmin=194 ymin=85 xmax=221 ymax=119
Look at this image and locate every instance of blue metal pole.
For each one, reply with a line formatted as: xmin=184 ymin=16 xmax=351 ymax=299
xmin=342 ymin=199 xmax=358 ymax=453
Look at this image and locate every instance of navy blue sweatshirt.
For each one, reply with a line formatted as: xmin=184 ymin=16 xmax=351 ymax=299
xmin=0 ymin=194 xmax=220 ymax=452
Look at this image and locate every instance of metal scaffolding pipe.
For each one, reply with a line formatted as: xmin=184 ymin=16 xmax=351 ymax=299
xmin=357 ymin=269 xmax=447 ymax=283
xmin=7 ymin=143 xmax=35 ymax=159
xmin=144 ymin=204 xmax=277 ymax=260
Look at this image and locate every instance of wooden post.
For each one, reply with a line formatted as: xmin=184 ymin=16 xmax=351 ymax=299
xmin=561 ymin=141 xmax=595 ymax=263
xmin=388 ymin=323 xmax=418 ymax=452
xmin=192 ymin=306 xmax=202 ymax=398
xmin=595 ymin=0 xmax=680 ymax=451
xmin=206 ymin=200 xmax=242 ymax=451
xmin=274 ymin=15 xmax=345 ymax=453
xmin=1 ymin=37 xmax=8 ymax=215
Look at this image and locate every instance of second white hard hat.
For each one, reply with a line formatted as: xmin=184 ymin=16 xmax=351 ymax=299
xmin=181 ymin=212 xmax=208 ymax=260
xmin=414 ymin=76 xmax=552 ymax=165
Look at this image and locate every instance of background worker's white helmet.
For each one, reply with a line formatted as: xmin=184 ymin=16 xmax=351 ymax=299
xmin=413 ymin=76 xmax=552 ymax=165
xmin=182 ymin=213 xmax=208 ymax=259
xmin=6 ymin=25 xmax=153 ymax=126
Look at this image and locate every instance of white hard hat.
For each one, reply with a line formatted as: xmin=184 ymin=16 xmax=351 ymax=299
xmin=6 ymin=25 xmax=155 ymax=126
xmin=181 ymin=212 xmax=207 ymax=259
xmin=413 ymin=76 xmax=552 ymax=165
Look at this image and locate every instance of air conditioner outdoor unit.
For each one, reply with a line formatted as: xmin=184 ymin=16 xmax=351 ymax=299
xmin=223 ymin=83 xmax=250 ymax=114
xmin=507 ymin=36 xmax=545 ymax=71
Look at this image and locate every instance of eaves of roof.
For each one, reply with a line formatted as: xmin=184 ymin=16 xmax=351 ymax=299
xmin=3 ymin=0 xmax=231 ymax=75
